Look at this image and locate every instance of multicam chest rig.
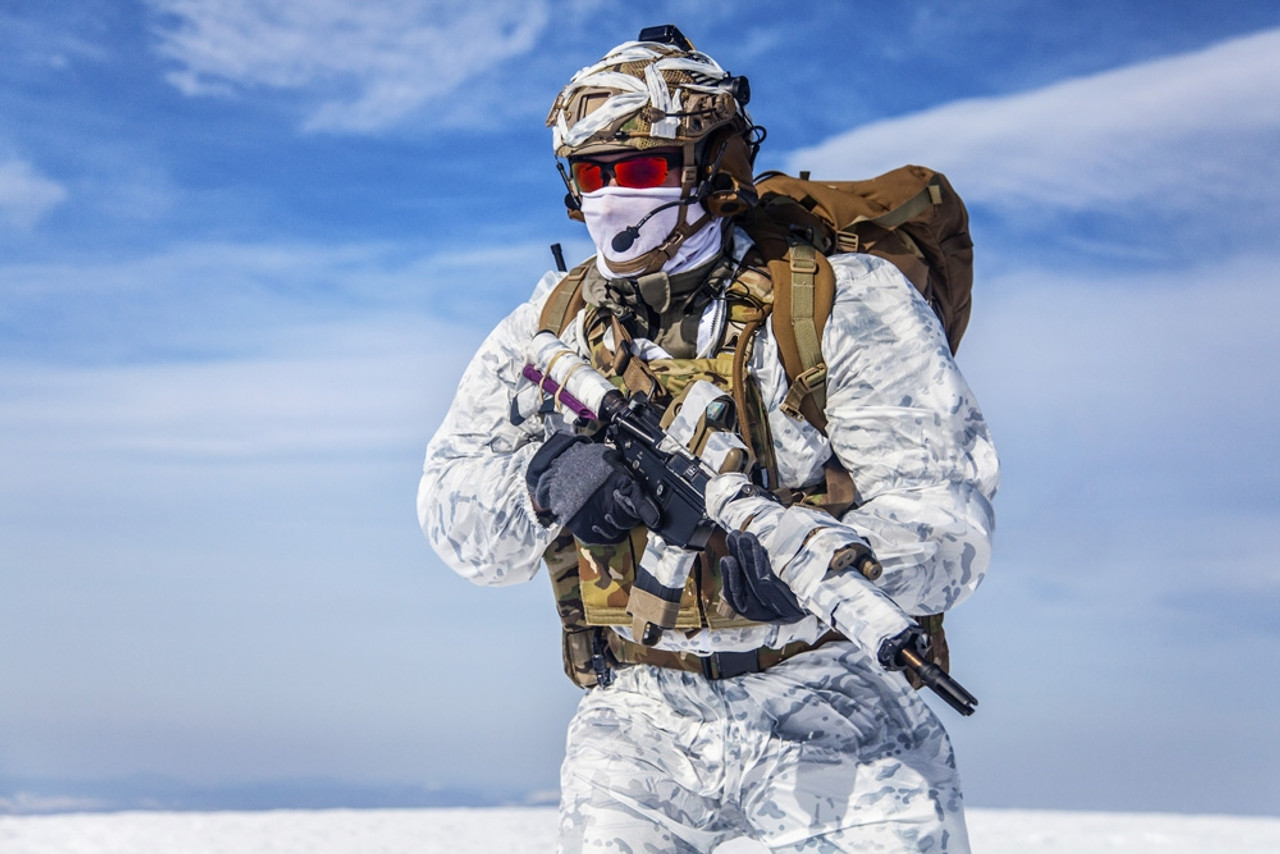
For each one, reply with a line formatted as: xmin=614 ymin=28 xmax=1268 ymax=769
xmin=538 ymin=165 xmax=973 ymax=689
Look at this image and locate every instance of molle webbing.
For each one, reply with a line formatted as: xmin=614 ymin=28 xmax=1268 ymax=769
xmin=539 ymin=261 xmax=591 ymax=334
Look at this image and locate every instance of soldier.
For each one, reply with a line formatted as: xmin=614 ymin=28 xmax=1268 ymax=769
xmin=419 ymin=26 xmax=998 ymax=854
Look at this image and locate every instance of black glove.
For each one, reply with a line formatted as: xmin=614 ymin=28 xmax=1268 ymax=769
xmin=719 ymin=529 xmax=808 ymax=623
xmin=526 ymin=433 xmax=660 ymax=544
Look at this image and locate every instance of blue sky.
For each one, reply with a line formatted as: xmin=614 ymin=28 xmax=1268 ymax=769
xmin=2 ymin=0 xmax=1279 ymax=816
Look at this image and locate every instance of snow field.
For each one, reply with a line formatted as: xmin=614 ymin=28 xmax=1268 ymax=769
xmin=2 ymin=806 xmax=1280 ymax=853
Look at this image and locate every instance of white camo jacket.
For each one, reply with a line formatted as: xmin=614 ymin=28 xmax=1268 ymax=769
xmin=418 ymin=247 xmax=999 ymax=656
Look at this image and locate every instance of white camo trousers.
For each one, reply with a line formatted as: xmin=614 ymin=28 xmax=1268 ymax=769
xmin=557 ymin=642 xmax=970 ymax=853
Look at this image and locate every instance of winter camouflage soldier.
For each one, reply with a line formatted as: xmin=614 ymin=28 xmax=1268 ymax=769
xmin=419 ymin=25 xmax=998 ymax=854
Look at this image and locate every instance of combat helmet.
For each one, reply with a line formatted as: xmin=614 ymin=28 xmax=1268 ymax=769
xmin=547 ymin=25 xmax=762 ymax=276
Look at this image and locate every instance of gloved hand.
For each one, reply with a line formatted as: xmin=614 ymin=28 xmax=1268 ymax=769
xmin=526 ymin=432 xmax=661 ymax=544
xmin=719 ymin=529 xmax=808 ymax=623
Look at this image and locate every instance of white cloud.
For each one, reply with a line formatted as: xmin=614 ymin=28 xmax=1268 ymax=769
xmin=0 ymin=157 xmax=68 ymax=228
xmin=964 ymin=256 xmax=1280 ymax=430
xmin=0 ymin=234 xmax=554 ymax=461
xmin=146 ymin=0 xmax=549 ymax=132
xmin=788 ymin=28 xmax=1280 ymax=215
xmin=957 ymin=251 xmax=1280 ymax=601
xmin=0 ymin=317 xmax=467 ymax=461
xmin=0 ymin=235 xmax=565 ymax=355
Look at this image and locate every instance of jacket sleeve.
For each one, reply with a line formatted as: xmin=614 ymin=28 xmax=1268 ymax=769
xmin=822 ymin=254 xmax=999 ymax=615
xmin=417 ymin=273 xmax=564 ymax=586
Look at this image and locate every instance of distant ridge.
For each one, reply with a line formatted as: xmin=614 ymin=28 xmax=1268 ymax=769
xmin=0 ymin=776 xmax=558 ymax=816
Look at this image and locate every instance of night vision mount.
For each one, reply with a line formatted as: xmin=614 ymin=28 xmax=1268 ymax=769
xmin=637 ymin=24 xmax=694 ymax=52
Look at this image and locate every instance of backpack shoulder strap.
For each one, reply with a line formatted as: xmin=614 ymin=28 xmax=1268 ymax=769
xmin=736 ymin=224 xmax=856 ymax=515
xmin=538 ymin=258 xmax=592 ymax=335
xmin=767 ymin=239 xmax=837 ymax=433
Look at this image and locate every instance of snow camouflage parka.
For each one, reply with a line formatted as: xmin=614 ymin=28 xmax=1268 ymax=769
xmin=418 ymin=229 xmax=999 ymax=663
xmin=418 ymin=228 xmax=999 ymax=852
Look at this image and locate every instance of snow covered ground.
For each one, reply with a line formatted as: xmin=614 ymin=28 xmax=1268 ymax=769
xmin=3 ymin=806 xmax=1280 ymax=853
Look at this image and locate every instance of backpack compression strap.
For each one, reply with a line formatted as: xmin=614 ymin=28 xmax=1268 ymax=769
xmin=768 ymin=241 xmax=837 ymax=432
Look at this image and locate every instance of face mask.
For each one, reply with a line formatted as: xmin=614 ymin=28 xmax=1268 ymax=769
xmin=580 ymin=186 xmax=718 ymax=274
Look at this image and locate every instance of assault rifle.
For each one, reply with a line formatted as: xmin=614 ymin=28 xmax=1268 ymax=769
xmin=524 ymin=331 xmax=979 ymax=715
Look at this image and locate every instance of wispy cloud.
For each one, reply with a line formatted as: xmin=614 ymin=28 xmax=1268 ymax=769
xmin=788 ymin=28 xmax=1280 ymax=216
xmin=145 ymin=0 xmax=550 ymax=133
xmin=0 ymin=318 xmax=465 ymax=461
xmin=0 ymin=6 xmax=112 ymax=71
xmin=0 ymin=157 xmax=68 ymax=228
xmin=958 ymin=250 xmax=1280 ymax=603
xmin=0 ymin=235 xmax=568 ymax=368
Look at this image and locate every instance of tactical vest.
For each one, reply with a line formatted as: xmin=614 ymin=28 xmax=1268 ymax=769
xmin=538 ymin=248 xmax=867 ymax=688
xmin=538 ymin=165 xmax=972 ymax=688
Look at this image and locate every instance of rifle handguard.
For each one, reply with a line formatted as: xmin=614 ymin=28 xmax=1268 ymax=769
xmin=829 ymin=543 xmax=883 ymax=581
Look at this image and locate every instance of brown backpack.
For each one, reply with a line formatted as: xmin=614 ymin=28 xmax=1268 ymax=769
xmin=742 ymin=164 xmax=974 ymax=431
xmin=737 ymin=165 xmax=973 ymax=684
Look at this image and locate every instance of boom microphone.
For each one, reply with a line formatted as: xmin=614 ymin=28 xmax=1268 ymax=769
xmin=610 ymin=197 xmax=700 ymax=252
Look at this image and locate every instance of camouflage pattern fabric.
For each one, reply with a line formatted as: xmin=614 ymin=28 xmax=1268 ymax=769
xmin=418 ymin=230 xmax=998 ymax=852
xmin=558 ymin=642 xmax=969 ymax=853
xmin=418 ymin=270 xmax=568 ymax=585
xmin=419 ymin=236 xmax=997 ymax=647
xmin=703 ymin=471 xmax=916 ymax=657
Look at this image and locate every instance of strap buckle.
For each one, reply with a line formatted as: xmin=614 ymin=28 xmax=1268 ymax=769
xmin=700 ymin=650 xmax=761 ymax=680
xmin=780 ymin=362 xmax=828 ymax=420
xmin=789 ymin=254 xmax=819 ymax=276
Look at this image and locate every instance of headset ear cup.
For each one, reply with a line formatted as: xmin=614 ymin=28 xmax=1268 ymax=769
xmin=706 ymin=192 xmax=743 ymax=217
xmin=698 ymin=122 xmax=758 ymax=217
xmin=704 ymin=174 xmax=756 ymax=217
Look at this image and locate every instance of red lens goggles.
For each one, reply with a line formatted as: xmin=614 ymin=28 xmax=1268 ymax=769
xmin=570 ymin=152 xmax=682 ymax=193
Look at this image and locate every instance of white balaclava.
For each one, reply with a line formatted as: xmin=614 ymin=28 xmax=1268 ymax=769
xmin=580 ymin=186 xmax=724 ymax=279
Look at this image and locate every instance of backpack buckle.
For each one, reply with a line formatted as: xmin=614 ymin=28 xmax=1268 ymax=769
xmin=788 ymin=252 xmax=819 ymax=277
xmin=780 ymin=362 xmax=828 ymax=420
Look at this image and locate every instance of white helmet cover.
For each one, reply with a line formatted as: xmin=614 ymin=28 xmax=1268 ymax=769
xmin=547 ymin=41 xmax=751 ymax=156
